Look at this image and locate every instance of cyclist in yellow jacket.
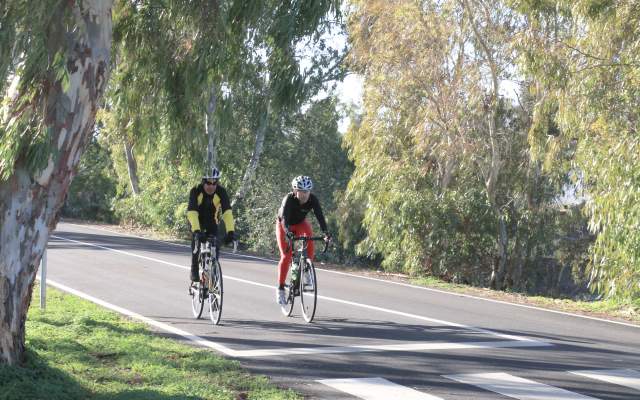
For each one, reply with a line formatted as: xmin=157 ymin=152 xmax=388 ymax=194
xmin=187 ymin=167 xmax=235 ymax=282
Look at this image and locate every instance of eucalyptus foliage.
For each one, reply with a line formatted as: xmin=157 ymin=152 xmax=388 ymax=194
xmin=88 ymin=1 xmax=350 ymax=258
xmin=343 ymin=0 xmax=592 ymax=294
xmin=62 ymin=137 xmax=117 ymax=222
xmin=98 ymin=0 xmax=343 ymax=167
xmin=0 ymin=1 xmax=75 ymax=180
xmin=513 ymin=0 xmax=640 ymax=300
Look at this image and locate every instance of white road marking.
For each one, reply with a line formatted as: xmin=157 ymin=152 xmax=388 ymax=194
xmin=444 ymin=372 xmax=600 ymax=400
xmin=50 ymin=234 xmax=545 ymax=345
xmin=318 ymin=377 xmax=443 ymax=400
xmin=232 ymin=339 xmax=547 ymax=357
xmin=570 ymin=369 xmax=640 ymax=391
xmin=62 ymin=222 xmax=640 ymax=329
xmin=44 ymin=279 xmax=239 ymax=357
xmin=63 ymin=222 xmax=271 ymax=261
xmin=43 ymin=278 xmax=546 ymax=358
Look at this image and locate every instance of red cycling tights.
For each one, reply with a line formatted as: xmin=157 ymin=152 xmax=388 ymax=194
xmin=276 ymin=219 xmax=314 ymax=286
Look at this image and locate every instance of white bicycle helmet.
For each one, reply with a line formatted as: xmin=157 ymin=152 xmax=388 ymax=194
xmin=203 ymin=166 xmax=221 ymax=180
xmin=291 ymin=175 xmax=313 ymax=191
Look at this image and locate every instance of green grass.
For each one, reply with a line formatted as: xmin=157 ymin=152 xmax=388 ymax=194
xmin=410 ymin=276 xmax=469 ymax=290
xmin=524 ymin=296 xmax=640 ymax=321
xmin=0 ymin=285 xmax=300 ymax=400
xmin=410 ymin=277 xmax=640 ymax=324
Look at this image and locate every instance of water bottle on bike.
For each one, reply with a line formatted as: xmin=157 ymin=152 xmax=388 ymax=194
xmin=291 ymin=261 xmax=300 ymax=284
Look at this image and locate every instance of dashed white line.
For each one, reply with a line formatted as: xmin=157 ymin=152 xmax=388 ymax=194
xmin=43 ymin=278 xmax=548 ymax=358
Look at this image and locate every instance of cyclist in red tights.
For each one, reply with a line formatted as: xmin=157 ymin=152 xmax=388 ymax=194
xmin=275 ymin=175 xmax=331 ymax=304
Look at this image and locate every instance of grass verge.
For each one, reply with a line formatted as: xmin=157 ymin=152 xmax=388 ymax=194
xmin=0 ymin=284 xmax=299 ymax=400
xmin=411 ymin=276 xmax=640 ymax=325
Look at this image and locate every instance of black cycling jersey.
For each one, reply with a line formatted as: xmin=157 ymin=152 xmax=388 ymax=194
xmin=187 ymin=183 xmax=234 ymax=234
xmin=278 ymin=192 xmax=327 ymax=232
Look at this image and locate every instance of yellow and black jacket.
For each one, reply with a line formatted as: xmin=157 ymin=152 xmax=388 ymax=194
xmin=187 ymin=184 xmax=235 ymax=234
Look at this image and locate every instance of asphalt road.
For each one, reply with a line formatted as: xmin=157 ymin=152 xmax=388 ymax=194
xmin=44 ymin=222 xmax=640 ymax=399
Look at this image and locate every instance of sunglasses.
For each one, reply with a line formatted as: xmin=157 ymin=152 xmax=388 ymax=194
xmin=204 ymin=180 xmax=218 ymax=186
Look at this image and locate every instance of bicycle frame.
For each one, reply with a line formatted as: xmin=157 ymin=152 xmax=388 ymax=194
xmin=190 ymin=234 xmax=223 ymax=324
xmin=287 ymin=235 xmax=329 ymax=261
xmin=197 ymin=235 xmax=217 ymax=260
xmin=280 ymin=235 xmax=328 ymax=322
xmin=287 ymin=236 xmax=327 ymax=287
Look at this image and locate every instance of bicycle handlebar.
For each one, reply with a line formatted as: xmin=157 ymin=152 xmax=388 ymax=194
xmin=291 ymin=236 xmax=326 ymax=241
xmin=192 ymin=234 xmax=218 ymax=254
xmin=287 ymin=236 xmax=330 ymax=254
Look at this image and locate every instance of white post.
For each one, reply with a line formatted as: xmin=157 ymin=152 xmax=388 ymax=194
xmin=40 ymin=250 xmax=46 ymax=310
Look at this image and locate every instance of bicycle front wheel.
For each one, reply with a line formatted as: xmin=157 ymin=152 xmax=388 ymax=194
xmin=208 ymin=258 xmax=223 ymax=325
xmin=280 ymin=282 xmax=295 ymax=317
xmin=299 ymin=259 xmax=317 ymax=323
xmin=190 ymin=282 xmax=204 ymax=319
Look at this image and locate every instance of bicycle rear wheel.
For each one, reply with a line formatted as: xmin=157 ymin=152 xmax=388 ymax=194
xmin=299 ymin=259 xmax=317 ymax=322
xmin=208 ymin=258 xmax=223 ymax=325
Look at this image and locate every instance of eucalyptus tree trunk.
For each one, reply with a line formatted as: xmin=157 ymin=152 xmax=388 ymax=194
xmin=485 ymin=114 xmax=508 ymax=289
xmin=206 ymin=84 xmax=218 ymax=168
xmin=463 ymin=0 xmax=507 ymax=289
xmin=487 ymin=110 xmax=508 ymax=289
xmin=440 ymin=157 xmax=456 ymax=191
xmin=495 ymin=213 xmax=509 ymax=288
xmin=0 ymin=1 xmax=112 ymax=365
xmin=232 ymin=102 xmax=271 ymax=208
xmin=124 ymin=141 xmax=140 ymax=195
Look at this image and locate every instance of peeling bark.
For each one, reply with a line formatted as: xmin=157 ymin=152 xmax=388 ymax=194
xmin=0 ymin=0 xmax=113 ymax=365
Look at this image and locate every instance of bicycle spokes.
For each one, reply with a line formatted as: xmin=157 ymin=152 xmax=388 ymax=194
xmin=190 ymin=282 xmax=204 ymax=319
xmin=280 ymin=283 xmax=295 ymax=317
xmin=190 ymin=246 xmax=223 ymax=325
xmin=280 ymin=236 xmax=328 ymax=322
xmin=208 ymin=260 xmax=223 ymax=325
xmin=299 ymin=262 xmax=318 ymax=323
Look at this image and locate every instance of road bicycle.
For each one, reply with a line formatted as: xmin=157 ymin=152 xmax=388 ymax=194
xmin=280 ymin=236 xmax=329 ymax=323
xmin=189 ymin=234 xmax=223 ymax=324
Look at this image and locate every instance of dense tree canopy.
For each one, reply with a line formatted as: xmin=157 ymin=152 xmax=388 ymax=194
xmin=512 ymin=0 xmax=640 ymax=299
xmin=341 ymin=0 xmax=635 ymax=300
